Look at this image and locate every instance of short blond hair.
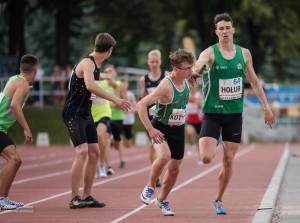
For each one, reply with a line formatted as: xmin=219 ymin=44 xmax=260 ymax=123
xmin=148 ymin=49 xmax=161 ymax=59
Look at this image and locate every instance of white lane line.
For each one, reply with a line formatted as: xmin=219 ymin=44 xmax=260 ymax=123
xmin=13 ymin=153 xmax=148 ymax=185
xmin=110 ymin=143 xmax=256 ymax=223
xmin=0 ymin=166 xmax=151 ymax=215
xmin=21 ymin=158 xmax=74 ymax=170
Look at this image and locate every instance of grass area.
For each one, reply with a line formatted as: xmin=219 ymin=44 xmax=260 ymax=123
xmin=8 ymin=106 xmax=146 ymax=145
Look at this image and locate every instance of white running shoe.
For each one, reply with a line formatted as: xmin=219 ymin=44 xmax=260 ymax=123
xmin=98 ymin=165 xmax=107 ymax=178
xmin=140 ymin=186 xmax=154 ymax=205
xmin=0 ymin=197 xmax=17 ymax=210
xmin=107 ymin=167 xmax=115 ymax=175
xmin=155 ymin=198 xmax=175 ymax=216
xmin=4 ymin=197 xmax=24 ymax=208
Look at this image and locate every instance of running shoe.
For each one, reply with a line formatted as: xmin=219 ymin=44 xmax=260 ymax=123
xmin=4 ymin=197 xmax=24 ymax=208
xmin=83 ymin=196 xmax=105 ymax=208
xmin=0 ymin=197 xmax=17 ymax=210
xmin=119 ymin=161 xmax=126 ymax=169
xmin=69 ymin=196 xmax=87 ymax=209
xmin=213 ymin=199 xmax=227 ymax=215
xmin=155 ymin=178 xmax=161 ymax=188
xmin=140 ymin=186 xmax=154 ymax=205
xmin=107 ymin=167 xmax=115 ymax=175
xmin=98 ymin=165 xmax=107 ymax=178
xmin=155 ymin=198 xmax=175 ymax=216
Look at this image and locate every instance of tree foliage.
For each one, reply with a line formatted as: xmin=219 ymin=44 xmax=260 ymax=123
xmin=0 ymin=0 xmax=300 ymax=82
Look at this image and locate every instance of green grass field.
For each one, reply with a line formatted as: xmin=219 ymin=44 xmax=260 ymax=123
xmin=8 ymin=106 xmax=145 ymax=145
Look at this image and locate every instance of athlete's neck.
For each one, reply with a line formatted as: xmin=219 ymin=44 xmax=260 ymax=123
xmin=217 ymin=42 xmax=234 ymax=52
xmin=169 ymin=72 xmax=184 ymax=88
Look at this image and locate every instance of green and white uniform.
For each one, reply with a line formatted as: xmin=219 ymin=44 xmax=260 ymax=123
xmin=152 ymin=76 xmax=190 ymax=160
xmin=0 ymin=75 xmax=29 ymax=133
xmin=200 ymin=44 xmax=245 ymax=143
xmin=154 ymin=76 xmax=190 ymax=126
xmin=202 ymin=44 xmax=245 ymax=114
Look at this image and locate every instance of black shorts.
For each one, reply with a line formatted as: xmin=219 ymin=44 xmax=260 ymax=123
xmin=151 ymin=120 xmax=185 ymax=160
xmin=95 ymin=117 xmax=111 ymax=133
xmin=123 ymin=124 xmax=133 ymax=139
xmin=0 ymin=132 xmax=15 ymax=154
xmin=62 ymin=116 xmax=98 ymax=147
xmin=200 ymin=113 xmax=242 ymax=143
xmin=110 ymin=120 xmax=123 ymax=141
xmin=186 ymin=122 xmax=202 ymax=135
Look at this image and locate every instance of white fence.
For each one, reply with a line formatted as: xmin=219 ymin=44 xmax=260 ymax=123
xmin=0 ymin=66 xmax=148 ymax=107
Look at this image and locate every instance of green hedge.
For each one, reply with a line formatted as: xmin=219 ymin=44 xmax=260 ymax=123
xmin=8 ymin=106 xmax=145 ymax=145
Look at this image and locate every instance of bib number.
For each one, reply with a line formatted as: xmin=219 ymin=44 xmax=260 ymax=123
xmin=219 ymin=77 xmax=242 ymax=100
xmin=168 ymin=109 xmax=186 ymax=126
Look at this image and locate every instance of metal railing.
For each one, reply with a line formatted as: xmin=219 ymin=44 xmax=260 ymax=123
xmin=0 ymin=66 xmax=148 ymax=107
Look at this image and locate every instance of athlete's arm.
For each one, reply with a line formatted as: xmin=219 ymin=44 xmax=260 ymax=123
xmin=82 ymin=59 xmax=130 ymax=112
xmin=193 ymin=47 xmax=213 ymax=75
xmin=10 ymin=80 xmax=32 ymax=144
xmin=243 ymin=48 xmax=275 ymax=128
xmin=136 ymin=80 xmax=172 ymax=143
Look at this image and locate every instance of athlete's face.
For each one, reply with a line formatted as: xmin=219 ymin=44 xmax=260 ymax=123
xmin=175 ymin=62 xmax=193 ymax=79
xmin=147 ymin=55 xmax=161 ymax=71
xmin=215 ymin=20 xmax=235 ymax=42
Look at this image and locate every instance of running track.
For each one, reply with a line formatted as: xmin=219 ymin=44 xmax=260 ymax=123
xmin=0 ymin=143 xmax=292 ymax=223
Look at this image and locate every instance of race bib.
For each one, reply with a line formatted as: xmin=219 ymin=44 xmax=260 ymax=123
xmin=0 ymin=92 xmax=4 ymax=103
xmin=219 ymin=77 xmax=242 ymax=100
xmin=168 ymin=109 xmax=186 ymax=126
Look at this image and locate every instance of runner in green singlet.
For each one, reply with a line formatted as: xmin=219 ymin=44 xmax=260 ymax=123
xmin=137 ymin=49 xmax=203 ymax=216
xmin=0 ymin=55 xmax=38 ymax=210
xmin=192 ymin=13 xmax=276 ymax=215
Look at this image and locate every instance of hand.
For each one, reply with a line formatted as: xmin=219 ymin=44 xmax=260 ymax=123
xmin=264 ymin=109 xmax=276 ymax=129
xmin=148 ymin=128 xmax=164 ymax=144
xmin=115 ymin=98 xmax=131 ymax=112
xmin=24 ymin=128 xmax=33 ymax=145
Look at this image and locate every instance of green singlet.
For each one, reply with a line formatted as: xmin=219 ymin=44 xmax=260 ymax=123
xmin=153 ymin=76 xmax=190 ymax=126
xmin=202 ymin=44 xmax=246 ymax=114
xmin=0 ymin=75 xmax=29 ymax=133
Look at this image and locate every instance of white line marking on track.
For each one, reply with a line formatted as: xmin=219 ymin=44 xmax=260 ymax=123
xmin=0 ymin=166 xmax=151 ymax=215
xmin=110 ymin=143 xmax=256 ymax=223
xmin=13 ymin=154 xmax=148 ymax=185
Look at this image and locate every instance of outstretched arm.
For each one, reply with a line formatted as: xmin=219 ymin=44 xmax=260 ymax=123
xmin=83 ymin=60 xmax=130 ymax=112
xmin=243 ymin=48 xmax=275 ymax=128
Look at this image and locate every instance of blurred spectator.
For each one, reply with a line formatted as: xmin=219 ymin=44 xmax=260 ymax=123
xmin=33 ymin=63 xmax=45 ymax=106
xmin=122 ymin=79 xmax=137 ymax=148
xmin=244 ymin=76 xmax=255 ymax=96
xmin=50 ymin=64 xmax=64 ymax=105
xmin=271 ymin=97 xmax=281 ymax=117
xmin=61 ymin=64 xmax=73 ymax=103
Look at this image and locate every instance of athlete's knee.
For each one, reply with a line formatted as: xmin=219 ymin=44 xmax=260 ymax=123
xmin=157 ymin=154 xmax=170 ymax=165
xmin=200 ymin=152 xmax=214 ymax=164
xmin=168 ymin=166 xmax=180 ymax=177
xmin=222 ymin=156 xmax=234 ymax=169
xmin=10 ymin=155 xmax=22 ymax=169
xmin=76 ymin=147 xmax=88 ymax=160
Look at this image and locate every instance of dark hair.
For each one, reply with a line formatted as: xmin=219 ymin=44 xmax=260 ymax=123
xmin=169 ymin=49 xmax=195 ymax=67
xmin=214 ymin=13 xmax=233 ymax=28
xmin=94 ymin=33 xmax=116 ymax=53
xmin=20 ymin=54 xmax=39 ymax=73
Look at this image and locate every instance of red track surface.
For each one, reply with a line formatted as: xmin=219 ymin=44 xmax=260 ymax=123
xmin=0 ymin=143 xmax=287 ymax=223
